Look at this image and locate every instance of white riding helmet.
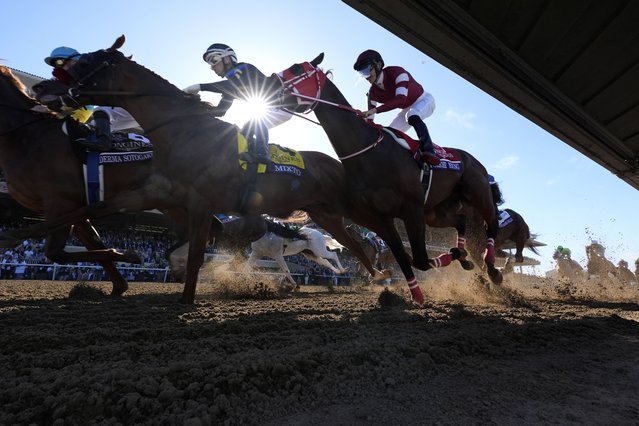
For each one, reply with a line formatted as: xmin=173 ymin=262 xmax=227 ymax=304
xmin=203 ymin=43 xmax=237 ymax=66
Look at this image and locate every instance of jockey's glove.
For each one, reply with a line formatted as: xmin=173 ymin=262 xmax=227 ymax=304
xmin=183 ymin=84 xmax=201 ymax=95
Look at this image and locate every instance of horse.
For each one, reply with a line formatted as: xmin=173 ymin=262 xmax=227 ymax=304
xmin=271 ymin=54 xmax=502 ymax=302
xmin=616 ymin=260 xmax=637 ymax=285
xmin=168 ymin=214 xmax=305 ymax=280
xmin=248 ymin=226 xmax=346 ymax=285
xmin=345 ymin=223 xmax=397 ymax=278
xmin=552 ymin=249 xmax=584 ymax=281
xmin=0 ymin=64 xmax=152 ymax=295
xmin=12 ymin=36 xmax=384 ymax=303
xmin=463 ymin=207 xmax=539 ymax=266
xmin=585 ymin=242 xmax=618 ymax=280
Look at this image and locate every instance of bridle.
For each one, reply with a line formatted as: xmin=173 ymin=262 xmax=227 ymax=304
xmin=47 ymin=54 xmax=212 ymax=135
xmin=277 ymin=62 xmax=384 ymax=161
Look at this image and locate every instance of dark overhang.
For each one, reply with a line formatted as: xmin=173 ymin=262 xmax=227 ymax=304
xmin=343 ymin=0 xmax=639 ymax=190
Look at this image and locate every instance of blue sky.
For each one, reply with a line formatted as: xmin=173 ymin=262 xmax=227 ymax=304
xmin=3 ymin=0 xmax=638 ymax=274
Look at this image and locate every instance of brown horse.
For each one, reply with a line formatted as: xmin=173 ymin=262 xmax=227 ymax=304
xmin=8 ymin=36 xmax=383 ymax=303
xmin=462 ymin=207 xmax=539 ymax=266
xmin=0 ymin=64 xmax=146 ymax=295
xmin=345 ymin=223 xmax=398 ymax=278
xmin=271 ymin=54 xmax=502 ymax=302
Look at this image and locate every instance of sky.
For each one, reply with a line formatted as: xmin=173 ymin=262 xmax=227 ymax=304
xmin=3 ymin=0 xmax=638 ymax=275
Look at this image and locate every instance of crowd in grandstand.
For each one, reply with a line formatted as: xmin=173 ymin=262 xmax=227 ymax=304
xmin=0 ymin=219 xmax=356 ymax=284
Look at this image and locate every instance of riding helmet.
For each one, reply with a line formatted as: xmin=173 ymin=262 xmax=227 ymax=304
xmin=353 ymin=49 xmax=384 ymax=71
xmin=44 ymin=46 xmax=80 ymax=66
xmin=203 ymin=43 xmax=237 ymax=66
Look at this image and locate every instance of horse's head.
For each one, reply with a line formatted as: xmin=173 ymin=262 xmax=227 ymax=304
xmin=33 ymin=36 xmax=129 ymax=108
xmin=273 ymin=53 xmax=328 ymax=113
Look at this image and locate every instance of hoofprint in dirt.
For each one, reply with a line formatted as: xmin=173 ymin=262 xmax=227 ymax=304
xmin=0 ymin=268 xmax=638 ymax=425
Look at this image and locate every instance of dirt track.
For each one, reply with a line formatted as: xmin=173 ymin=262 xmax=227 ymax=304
xmin=1 ymin=268 xmax=638 ymax=425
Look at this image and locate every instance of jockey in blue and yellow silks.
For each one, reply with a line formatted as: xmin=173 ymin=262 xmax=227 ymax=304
xmin=182 ymin=43 xmax=291 ymax=164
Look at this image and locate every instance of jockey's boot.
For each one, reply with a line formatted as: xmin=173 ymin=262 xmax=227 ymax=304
xmin=408 ymin=115 xmax=440 ymax=167
xmin=76 ymin=110 xmax=111 ymax=151
xmin=253 ymin=138 xmax=272 ymax=164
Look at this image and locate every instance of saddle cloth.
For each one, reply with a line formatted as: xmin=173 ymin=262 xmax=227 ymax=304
xmin=237 ymin=132 xmax=305 ymax=176
xmin=83 ymin=150 xmax=153 ymax=205
xmin=382 ymin=127 xmax=462 ymax=171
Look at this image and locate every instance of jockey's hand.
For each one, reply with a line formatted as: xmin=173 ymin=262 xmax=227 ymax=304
xmin=183 ymin=84 xmax=201 ymax=95
xmin=363 ymin=107 xmax=377 ymax=118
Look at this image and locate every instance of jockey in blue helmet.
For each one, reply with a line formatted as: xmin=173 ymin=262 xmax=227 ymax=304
xmin=44 ymin=46 xmax=143 ymax=151
xmin=44 ymin=46 xmax=80 ymax=67
xmin=182 ymin=43 xmax=291 ymax=164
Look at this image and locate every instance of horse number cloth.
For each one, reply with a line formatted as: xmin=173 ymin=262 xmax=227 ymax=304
xmin=237 ymin=133 xmax=305 ymax=176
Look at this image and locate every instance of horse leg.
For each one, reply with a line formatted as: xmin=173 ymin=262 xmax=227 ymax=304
xmin=311 ymin=214 xmax=390 ymax=281
xmin=375 ymin=220 xmax=425 ymax=304
xmin=452 ymin=213 xmax=473 ymax=270
xmin=180 ymin=206 xmax=216 ymax=304
xmin=402 ymin=212 xmax=430 ymax=272
xmin=2 ymin=182 xmax=172 ymax=242
xmin=271 ymin=252 xmax=296 ymax=286
xmin=483 ymin=217 xmax=503 ymax=285
xmin=302 ymin=252 xmax=342 ymax=275
xmin=43 ymin=221 xmax=141 ymax=266
xmin=72 ymin=220 xmax=131 ymax=296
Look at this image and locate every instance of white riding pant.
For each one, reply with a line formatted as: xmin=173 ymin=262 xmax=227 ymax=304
xmin=388 ymin=92 xmax=435 ymax=132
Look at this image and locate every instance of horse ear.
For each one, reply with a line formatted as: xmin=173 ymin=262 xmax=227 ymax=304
xmin=311 ymin=52 xmax=324 ymax=67
xmin=110 ymin=35 xmax=126 ymax=52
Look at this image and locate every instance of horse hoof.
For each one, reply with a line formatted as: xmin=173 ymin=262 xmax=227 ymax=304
xmin=449 ymin=247 xmax=468 ymax=260
xmin=487 ymin=265 xmax=503 ymax=285
xmin=459 ymin=260 xmax=475 ymax=271
xmin=412 ymin=259 xmax=430 ymax=271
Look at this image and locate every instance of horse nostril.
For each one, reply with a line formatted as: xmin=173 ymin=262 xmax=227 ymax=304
xmin=32 ymin=84 xmax=43 ymax=94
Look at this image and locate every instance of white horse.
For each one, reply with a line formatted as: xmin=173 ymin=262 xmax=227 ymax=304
xmin=248 ymin=226 xmax=347 ymax=285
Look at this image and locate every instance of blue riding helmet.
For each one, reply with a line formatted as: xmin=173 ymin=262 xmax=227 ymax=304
xmin=44 ymin=46 xmax=80 ymax=66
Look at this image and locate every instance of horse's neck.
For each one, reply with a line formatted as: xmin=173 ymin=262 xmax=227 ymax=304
xmin=314 ymin=82 xmax=378 ymax=156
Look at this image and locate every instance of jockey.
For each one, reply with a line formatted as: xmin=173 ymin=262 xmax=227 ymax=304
xmin=353 ymin=49 xmax=440 ymax=168
xmin=182 ymin=43 xmax=291 ymax=164
xmin=556 ymin=245 xmax=572 ymax=259
xmin=44 ymin=46 xmax=143 ymax=151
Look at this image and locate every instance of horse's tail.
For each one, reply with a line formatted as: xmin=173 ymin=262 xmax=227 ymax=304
xmin=282 ymin=210 xmax=310 ymax=224
xmin=266 ymin=220 xmax=307 ymax=240
xmin=526 ymin=232 xmax=541 ymax=256
xmin=324 ymin=234 xmax=344 ymax=251
xmin=490 ymin=181 xmax=505 ymax=206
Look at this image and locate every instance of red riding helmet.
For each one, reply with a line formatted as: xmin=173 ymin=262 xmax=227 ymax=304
xmin=353 ymin=49 xmax=384 ymax=72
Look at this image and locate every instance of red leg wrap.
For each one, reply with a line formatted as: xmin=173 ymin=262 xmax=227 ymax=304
xmin=407 ymin=278 xmax=424 ymax=304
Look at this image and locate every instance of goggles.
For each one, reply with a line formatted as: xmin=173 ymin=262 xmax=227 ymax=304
xmin=204 ymin=52 xmax=224 ymax=66
xmin=51 ymin=55 xmax=79 ymax=68
xmin=356 ymin=65 xmax=373 ymax=78
xmin=52 ymin=58 xmax=68 ymax=68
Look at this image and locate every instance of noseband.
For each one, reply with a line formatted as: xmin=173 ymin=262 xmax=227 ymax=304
xmin=276 ymin=62 xmax=327 ymax=114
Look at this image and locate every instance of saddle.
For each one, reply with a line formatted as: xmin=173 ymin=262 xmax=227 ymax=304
xmin=383 ymin=127 xmax=463 ymax=171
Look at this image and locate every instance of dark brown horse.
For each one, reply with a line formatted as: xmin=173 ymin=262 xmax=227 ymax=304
xmin=345 ymin=224 xmax=398 ymax=278
xmin=8 ymin=36 xmax=383 ymax=303
xmin=271 ymin=54 xmax=502 ymax=302
xmin=0 ymin=64 xmax=146 ymax=295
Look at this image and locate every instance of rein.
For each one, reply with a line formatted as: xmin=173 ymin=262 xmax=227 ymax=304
xmin=280 ymin=65 xmax=385 ymax=161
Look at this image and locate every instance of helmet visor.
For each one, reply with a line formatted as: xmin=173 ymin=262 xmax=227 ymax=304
xmin=356 ymin=64 xmax=373 ymax=78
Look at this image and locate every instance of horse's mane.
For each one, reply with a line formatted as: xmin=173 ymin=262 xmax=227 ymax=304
xmin=115 ymin=52 xmax=220 ymax=116
xmin=0 ymin=65 xmax=29 ymax=97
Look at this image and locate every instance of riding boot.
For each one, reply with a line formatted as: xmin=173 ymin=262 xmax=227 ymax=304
xmin=408 ymin=115 xmax=440 ymax=167
xmin=77 ymin=110 xmax=111 ymax=151
xmin=253 ymin=137 xmax=272 ymax=164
